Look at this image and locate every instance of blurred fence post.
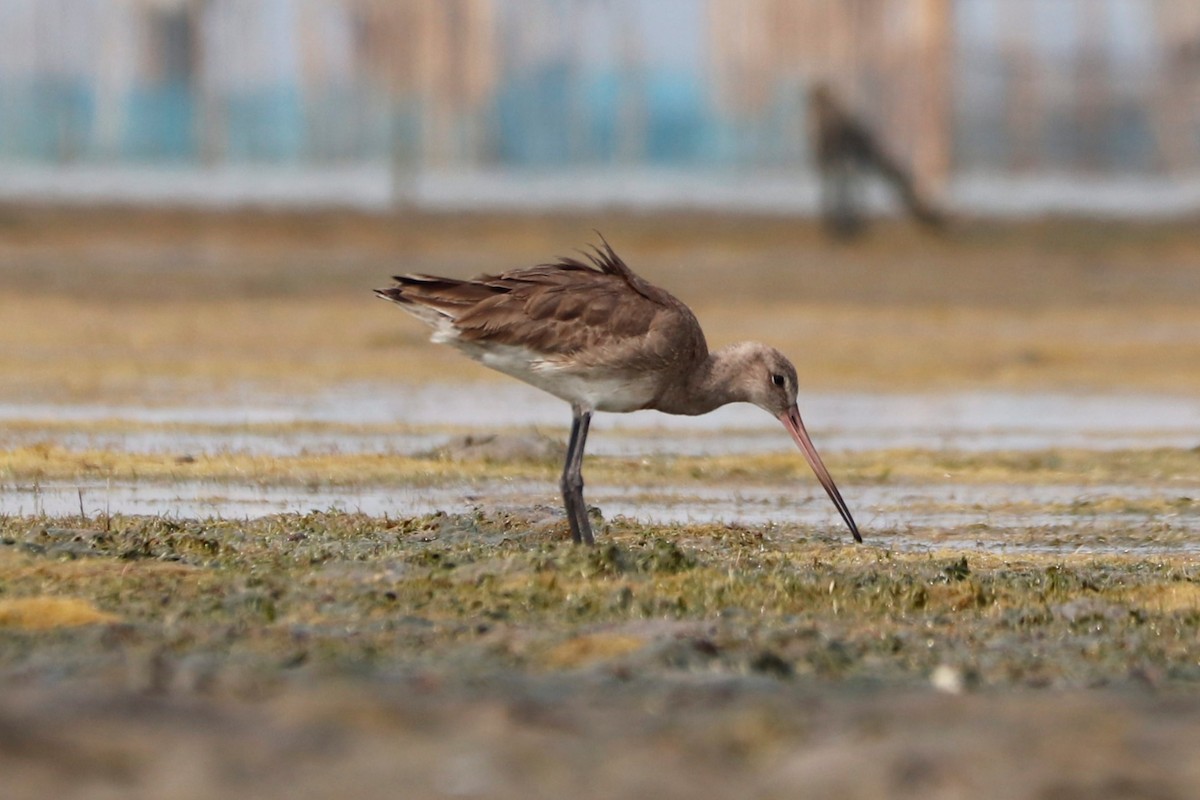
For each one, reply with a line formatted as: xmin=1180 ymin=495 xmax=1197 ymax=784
xmin=1074 ymin=0 xmax=1111 ymax=172
xmin=1151 ymin=1 xmax=1200 ymax=175
xmin=1002 ymin=0 xmax=1039 ymax=173
xmin=912 ymin=0 xmax=951 ymax=195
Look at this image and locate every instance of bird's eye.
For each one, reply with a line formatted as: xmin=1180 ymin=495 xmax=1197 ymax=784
xmin=771 ymin=373 xmax=785 ymax=387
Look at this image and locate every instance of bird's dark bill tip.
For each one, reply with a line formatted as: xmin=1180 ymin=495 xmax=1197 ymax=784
xmin=779 ymin=408 xmax=862 ymax=545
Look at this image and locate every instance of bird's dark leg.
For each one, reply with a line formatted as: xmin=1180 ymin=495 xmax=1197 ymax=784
xmin=560 ymin=406 xmax=594 ymax=545
xmin=824 ymin=156 xmax=865 ymax=239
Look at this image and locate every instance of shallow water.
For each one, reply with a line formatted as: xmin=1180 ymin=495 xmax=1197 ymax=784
xmin=2 ymin=387 xmax=1198 ymax=456
xmin=4 ymin=388 xmax=1198 ymax=554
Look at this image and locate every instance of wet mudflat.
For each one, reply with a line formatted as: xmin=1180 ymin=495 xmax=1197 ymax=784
xmin=2 ymin=401 xmax=1199 ymax=799
xmin=3 ymin=507 xmax=1200 ymax=799
xmin=2 ymin=209 xmax=1200 ymax=798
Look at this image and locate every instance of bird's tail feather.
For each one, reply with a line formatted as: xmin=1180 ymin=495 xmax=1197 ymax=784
xmin=375 ymin=274 xmax=505 ymax=328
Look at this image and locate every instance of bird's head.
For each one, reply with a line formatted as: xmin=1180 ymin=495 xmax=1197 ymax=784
xmin=714 ymin=342 xmax=800 ymax=418
xmin=719 ymin=342 xmax=862 ymax=544
xmin=727 ymin=343 xmax=801 ymax=418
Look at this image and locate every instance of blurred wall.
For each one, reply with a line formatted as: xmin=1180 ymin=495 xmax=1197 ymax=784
xmin=0 ymin=0 xmax=1198 ymax=201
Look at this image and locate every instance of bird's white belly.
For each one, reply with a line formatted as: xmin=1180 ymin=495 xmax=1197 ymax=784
xmin=531 ymin=370 xmax=659 ymax=413
xmin=452 ymin=339 xmax=657 ymax=413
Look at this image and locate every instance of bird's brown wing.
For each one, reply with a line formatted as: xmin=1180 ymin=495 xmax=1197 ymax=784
xmin=381 ymin=240 xmax=709 ymax=374
xmin=452 ymin=265 xmax=707 ymax=373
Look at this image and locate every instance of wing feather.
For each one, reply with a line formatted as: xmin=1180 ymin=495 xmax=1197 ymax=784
xmin=378 ymin=241 xmax=708 ymax=375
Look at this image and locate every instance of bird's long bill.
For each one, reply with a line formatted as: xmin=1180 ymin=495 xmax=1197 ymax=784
xmin=779 ymin=406 xmax=862 ymax=543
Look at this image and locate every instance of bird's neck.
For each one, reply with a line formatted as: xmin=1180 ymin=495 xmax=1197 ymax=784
xmin=654 ymin=343 xmax=751 ymax=416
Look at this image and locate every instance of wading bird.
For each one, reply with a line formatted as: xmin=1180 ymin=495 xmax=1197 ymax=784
xmin=809 ymin=83 xmax=945 ymax=238
xmin=376 ymin=239 xmax=860 ymax=545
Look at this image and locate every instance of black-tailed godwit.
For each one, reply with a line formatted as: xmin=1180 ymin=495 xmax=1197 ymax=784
xmin=376 ymin=238 xmax=860 ymax=545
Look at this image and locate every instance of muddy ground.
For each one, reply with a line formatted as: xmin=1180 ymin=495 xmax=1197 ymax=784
xmin=1 ymin=207 xmax=1199 ymax=798
xmin=3 ymin=509 xmax=1200 ymax=799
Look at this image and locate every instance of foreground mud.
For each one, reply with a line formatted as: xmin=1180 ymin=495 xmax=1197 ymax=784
xmin=2 ymin=511 xmax=1200 ymax=798
xmin=5 ymin=675 xmax=1200 ymax=800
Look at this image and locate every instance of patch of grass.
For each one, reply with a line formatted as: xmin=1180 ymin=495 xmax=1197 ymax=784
xmin=1 ymin=511 xmax=1198 ymax=688
xmin=2 ymin=441 xmax=1197 ymax=488
xmin=0 ymin=442 xmax=553 ymax=485
xmin=0 ymin=595 xmax=121 ymax=630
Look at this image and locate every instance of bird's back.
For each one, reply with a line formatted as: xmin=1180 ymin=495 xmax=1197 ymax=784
xmin=376 ymin=242 xmax=708 ymax=412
